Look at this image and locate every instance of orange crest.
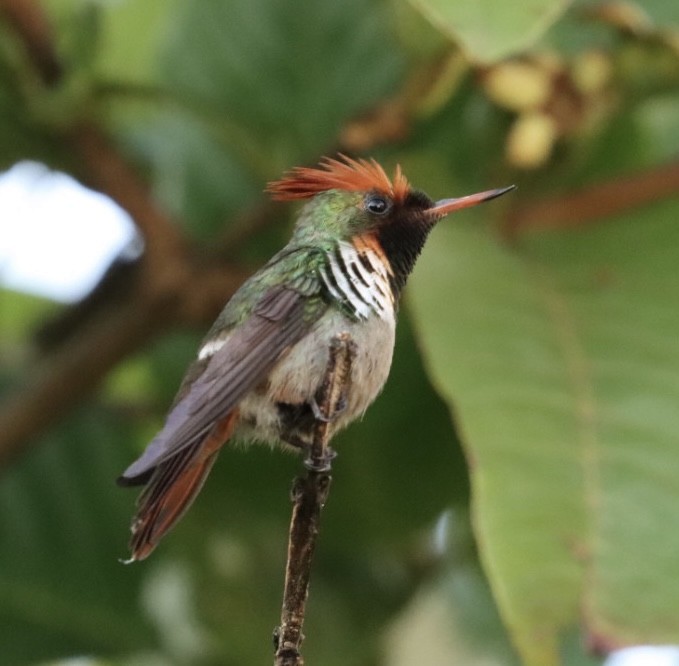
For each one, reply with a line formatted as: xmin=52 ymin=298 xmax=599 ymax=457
xmin=267 ymin=154 xmax=410 ymax=203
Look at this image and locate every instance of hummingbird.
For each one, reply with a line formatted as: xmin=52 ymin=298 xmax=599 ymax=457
xmin=118 ymin=155 xmax=514 ymax=561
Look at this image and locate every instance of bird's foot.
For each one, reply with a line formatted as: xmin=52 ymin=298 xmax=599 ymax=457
xmin=310 ymin=394 xmax=347 ymax=423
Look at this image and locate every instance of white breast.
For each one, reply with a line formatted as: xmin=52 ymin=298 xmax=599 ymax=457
xmin=237 ymin=304 xmax=396 ymax=446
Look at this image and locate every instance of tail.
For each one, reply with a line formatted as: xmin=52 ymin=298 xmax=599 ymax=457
xmin=123 ymin=412 xmax=238 ymax=562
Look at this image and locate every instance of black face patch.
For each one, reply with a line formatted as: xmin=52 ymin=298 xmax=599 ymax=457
xmin=375 ymin=189 xmax=437 ymax=297
xmin=403 ymin=189 xmax=434 ymax=210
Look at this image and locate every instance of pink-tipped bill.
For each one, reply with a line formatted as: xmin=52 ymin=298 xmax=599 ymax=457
xmin=427 ymin=185 xmax=516 ymax=218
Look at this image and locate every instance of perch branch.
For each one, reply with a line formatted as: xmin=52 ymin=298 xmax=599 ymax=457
xmin=274 ymin=333 xmax=356 ymax=666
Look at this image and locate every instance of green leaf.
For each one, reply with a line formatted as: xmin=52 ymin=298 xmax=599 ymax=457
xmin=407 ymin=0 xmax=573 ymax=63
xmin=126 ymin=110 xmax=261 ymax=239
xmin=409 ymin=197 xmax=679 ymax=664
xmin=44 ymin=0 xmax=178 ymax=84
xmin=93 ymin=0 xmax=179 ymax=85
xmin=159 ymin=0 xmax=405 ymax=170
xmin=0 ymin=409 xmax=154 ymax=664
xmin=0 ymin=289 xmax=59 ymax=347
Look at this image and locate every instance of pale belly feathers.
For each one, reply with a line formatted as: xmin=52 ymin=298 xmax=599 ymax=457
xmin=236 ymin=308 xmax=396 ymax=447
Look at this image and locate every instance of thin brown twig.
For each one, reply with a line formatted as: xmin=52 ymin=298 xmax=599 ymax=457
xmin=68 ymin=122 xmax=188 ymax=284
xmin=274 ymin=333 xmax=356 ymax=666
xmin=505 ymin=159 xmax=679 ymax=236
xmin=0 ymin=0 xmax=62 ymax=85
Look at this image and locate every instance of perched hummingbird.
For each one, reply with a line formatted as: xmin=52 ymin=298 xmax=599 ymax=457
xmin=119 ymin=155 xmax=514 ymax=561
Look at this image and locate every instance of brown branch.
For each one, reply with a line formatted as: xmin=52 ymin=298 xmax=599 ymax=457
xmin=68 ymin=122 xmax=188 ymax=284
xmin=274 ymin=334 xmax=356 ymax=666
xmin=506 ymin=159 xmax=679 ymax=235
xmin=0 ymin=0 xmax=62 ymax=85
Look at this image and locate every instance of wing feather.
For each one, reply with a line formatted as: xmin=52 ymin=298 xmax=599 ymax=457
xmin=119 ymin=285 xmax=322 ymax=482
xmin=127 ymin=412 xmax=237 ymax=560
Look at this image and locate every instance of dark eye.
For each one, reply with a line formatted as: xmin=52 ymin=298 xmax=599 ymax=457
xmin=365 ymin=194 xmax=391 ymax=216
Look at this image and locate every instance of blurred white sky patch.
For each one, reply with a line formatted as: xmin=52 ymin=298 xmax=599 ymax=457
xmin=0 ymin=161 xmax=139 ymax=303
xmin=606 ymin=646 xmax=679 ymax=666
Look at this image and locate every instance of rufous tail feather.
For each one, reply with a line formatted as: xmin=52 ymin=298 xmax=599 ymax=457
xmin=125 ymin=411 xmax=238 ymax=561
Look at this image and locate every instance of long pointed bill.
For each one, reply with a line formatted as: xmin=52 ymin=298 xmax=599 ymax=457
xmin=426 ymin=185 xmax=516 ymax=219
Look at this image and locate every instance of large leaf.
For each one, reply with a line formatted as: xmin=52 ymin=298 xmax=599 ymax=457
xmin=409 ymin=196 xmax=679 ymax=664
xmin=159 ymin=0 xmax=405 ymax=170
xmin=0 ymin=408 xmax=154 ymax=664
xmin=407 ymin=0 xmax=573 ymax=62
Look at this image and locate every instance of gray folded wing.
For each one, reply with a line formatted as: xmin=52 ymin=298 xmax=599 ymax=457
xmin=120 ymin=285 xmax=322 ymax=481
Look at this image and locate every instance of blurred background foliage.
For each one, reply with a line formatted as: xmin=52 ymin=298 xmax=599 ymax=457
xmin=1 ymin=0 xmax=679 ymax=664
